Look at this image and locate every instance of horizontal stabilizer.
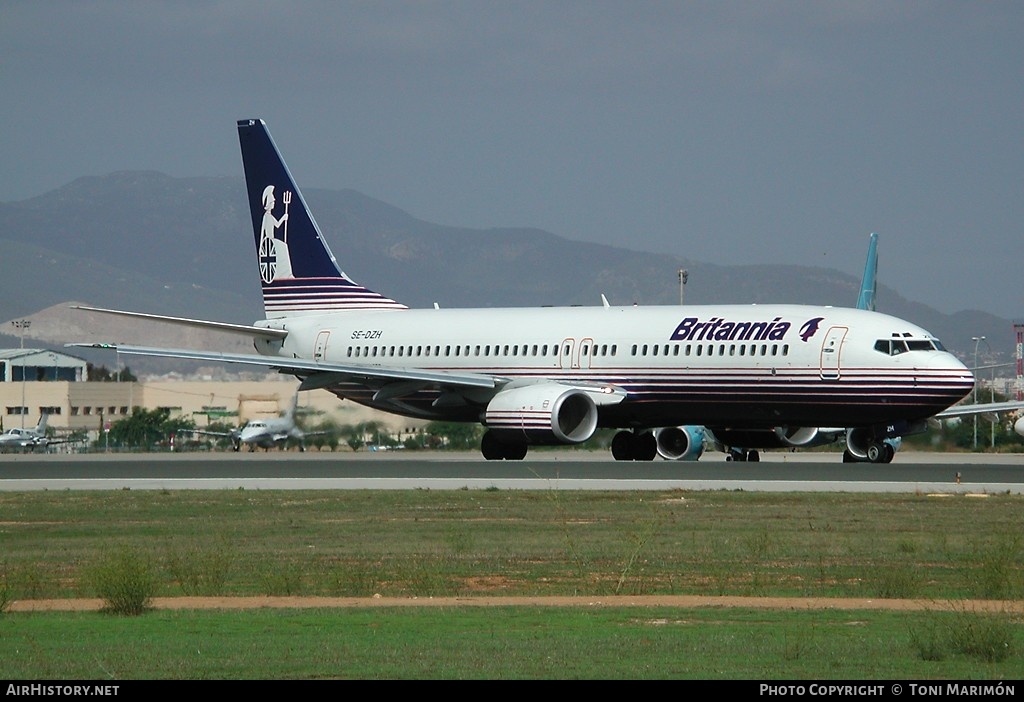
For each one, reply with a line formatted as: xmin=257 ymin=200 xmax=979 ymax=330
xmin=72 ymin=305 xmax=288 ymax=341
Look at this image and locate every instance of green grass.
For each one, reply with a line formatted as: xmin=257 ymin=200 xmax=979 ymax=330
xmin=1 ymin=488 xmax=1022 ymax=678
xmin=1 ymin=607 xmax=1019 ymax=679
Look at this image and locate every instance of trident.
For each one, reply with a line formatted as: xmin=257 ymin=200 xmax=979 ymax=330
xmin=282 ymin=190 xmax=292 ymax=244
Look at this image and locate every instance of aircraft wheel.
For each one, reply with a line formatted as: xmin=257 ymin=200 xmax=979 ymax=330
xmin=866 ymin=443 xmax=883 ymax=463
xmin=747 ymin=450 xmax=760 ymax=462
xmin=480 ymin=431 xmax=503 ymax=460
xmin=505 ymin=442 xmax=528 ymax=460
xmin=636 ymin=432 xmax=658 ymax=461
xmin=480 ymin=432 xmax=527 ymax=460
xmin=883 ymin=443 xmax=895 ymax=463
xmin=611 ymin=431 xmax=636 ymax=461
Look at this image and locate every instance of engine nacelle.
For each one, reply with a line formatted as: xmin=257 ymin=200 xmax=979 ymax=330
xmin=654 ymin=426 xmax=706 ymax=461
xmin=1015 ymin=416 xmax=1024 ymax=438
xmin=773 ymin=426 xmax=825 ymax=448
xmin=483 ymin=383 xmax=598 ymax=445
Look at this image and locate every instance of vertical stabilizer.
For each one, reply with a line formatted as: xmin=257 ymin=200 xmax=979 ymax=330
xmin=856 ymin=232 xmax=878 ymax=311
xmin=236 ymin=119 xmax=407 ymax=318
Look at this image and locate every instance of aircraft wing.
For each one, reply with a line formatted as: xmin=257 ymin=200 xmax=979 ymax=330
xmin=38 ymin=437 xmax=76 ymax=446
xmin=183 ymin=428 xmax=239 ymax=439
xmin=935 ymin=400 xmax=1024 ymax=419
xmin=69 ymin=343 xmax=500 ymax=391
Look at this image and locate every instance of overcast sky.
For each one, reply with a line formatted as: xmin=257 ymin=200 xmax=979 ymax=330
xmin=2 ymin=1 xmax=1021 ymax=319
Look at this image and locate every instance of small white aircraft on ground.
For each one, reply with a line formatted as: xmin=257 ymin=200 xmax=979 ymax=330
xmin=186 ymin=394 xmax=328 ymax=452
xmin=0 ymin=414 xmax=76 ymax=452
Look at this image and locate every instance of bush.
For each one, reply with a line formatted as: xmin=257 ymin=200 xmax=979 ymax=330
xmin=909 ymin=605 xmax=1017 ymax=663
xmin=0 ymin=573 xmax=10 ymax=614
xmin=87 ymin=549 xmax=155 ymax=615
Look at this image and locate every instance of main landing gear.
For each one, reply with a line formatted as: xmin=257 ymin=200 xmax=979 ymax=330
xmin=725 ymin=449 xmax=760 ymax=462
xmin=480 ymin=430 xmax=528 ymax=460
xmin=610 ymin=430 xmax=657 ymax=461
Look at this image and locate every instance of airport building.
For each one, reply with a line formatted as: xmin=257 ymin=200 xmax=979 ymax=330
xmin=0 ymin=348 xmax=427 ymax=443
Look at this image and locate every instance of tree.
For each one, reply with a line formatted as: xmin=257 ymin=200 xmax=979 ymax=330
xmin=103 ymin=408 xmax=196 ymax=451
xmin=425 ymin=421 xmax=483 ymax=450
xmin=86 ymin=363 xmax=137 ymax=382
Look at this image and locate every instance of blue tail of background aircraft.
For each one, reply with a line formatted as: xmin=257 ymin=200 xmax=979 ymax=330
xmin=236 ymin=119 xmax=407 ymax=318
xmin=856 ymin=232 xmax=878 ymax=312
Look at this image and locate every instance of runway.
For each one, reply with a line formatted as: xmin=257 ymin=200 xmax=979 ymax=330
xmin=1 ymin=450 xmax=1021 ymax=493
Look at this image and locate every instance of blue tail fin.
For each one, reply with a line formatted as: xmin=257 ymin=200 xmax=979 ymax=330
xmin=236 ymin=119 xmax=407 ymax=318
xmin=856 ymin=232 xmax=878 ymax=311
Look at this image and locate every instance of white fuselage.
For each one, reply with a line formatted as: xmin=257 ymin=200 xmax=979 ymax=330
xmin=253 ymin=303 xmax=974 ymax=430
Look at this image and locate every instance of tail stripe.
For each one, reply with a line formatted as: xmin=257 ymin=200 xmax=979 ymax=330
xmin=263 ymin=278 xmax=407 ymax=314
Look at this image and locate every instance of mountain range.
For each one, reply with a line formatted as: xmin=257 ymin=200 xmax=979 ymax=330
xmin=0 ymin=172 xmax=1015 ymax=373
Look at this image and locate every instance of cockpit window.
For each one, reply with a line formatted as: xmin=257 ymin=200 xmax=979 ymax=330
xmin=874 ymin=336 xmax=943 ymax=355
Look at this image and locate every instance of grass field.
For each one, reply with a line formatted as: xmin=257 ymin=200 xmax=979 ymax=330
xmin=1 ymin=488 xmax=1022 ymax=679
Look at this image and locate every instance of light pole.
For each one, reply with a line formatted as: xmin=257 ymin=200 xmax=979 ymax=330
xmin=678 ymin=269 xmax=688 ymax=305
xmin=11 ymin=320 xmax=30 ymax=429
xmin=971 ymin=336 xmax=989 ymax=450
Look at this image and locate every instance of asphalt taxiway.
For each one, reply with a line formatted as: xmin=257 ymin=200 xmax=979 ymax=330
xmin=0 ymin=450 xmax=1021 ymax=493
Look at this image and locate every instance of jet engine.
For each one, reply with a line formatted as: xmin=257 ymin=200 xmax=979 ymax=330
xmin=773 ymin=426 xmax=827 ymax=448
xmin=653 ymin=426 xmax=706 ymax=461
xmin=1015 ymin=416 xmax=1024 ymax=438
xmin=708 ymin=427 xmax=827 ymax=450
xmin=483 ymin=383 xmax=598 ymax=445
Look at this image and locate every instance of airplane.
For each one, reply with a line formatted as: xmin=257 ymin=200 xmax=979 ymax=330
xmin=186 ymin=393 xmax=326 ymax=452
xmin=72 ymin=118 xmax=985 ymax=464
xmin=0 ymin=414 xmax=74 ymax=452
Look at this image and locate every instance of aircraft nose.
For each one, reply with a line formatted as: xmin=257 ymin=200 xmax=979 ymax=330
xmin=930 ymin=352 xmax=974 ymax=392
